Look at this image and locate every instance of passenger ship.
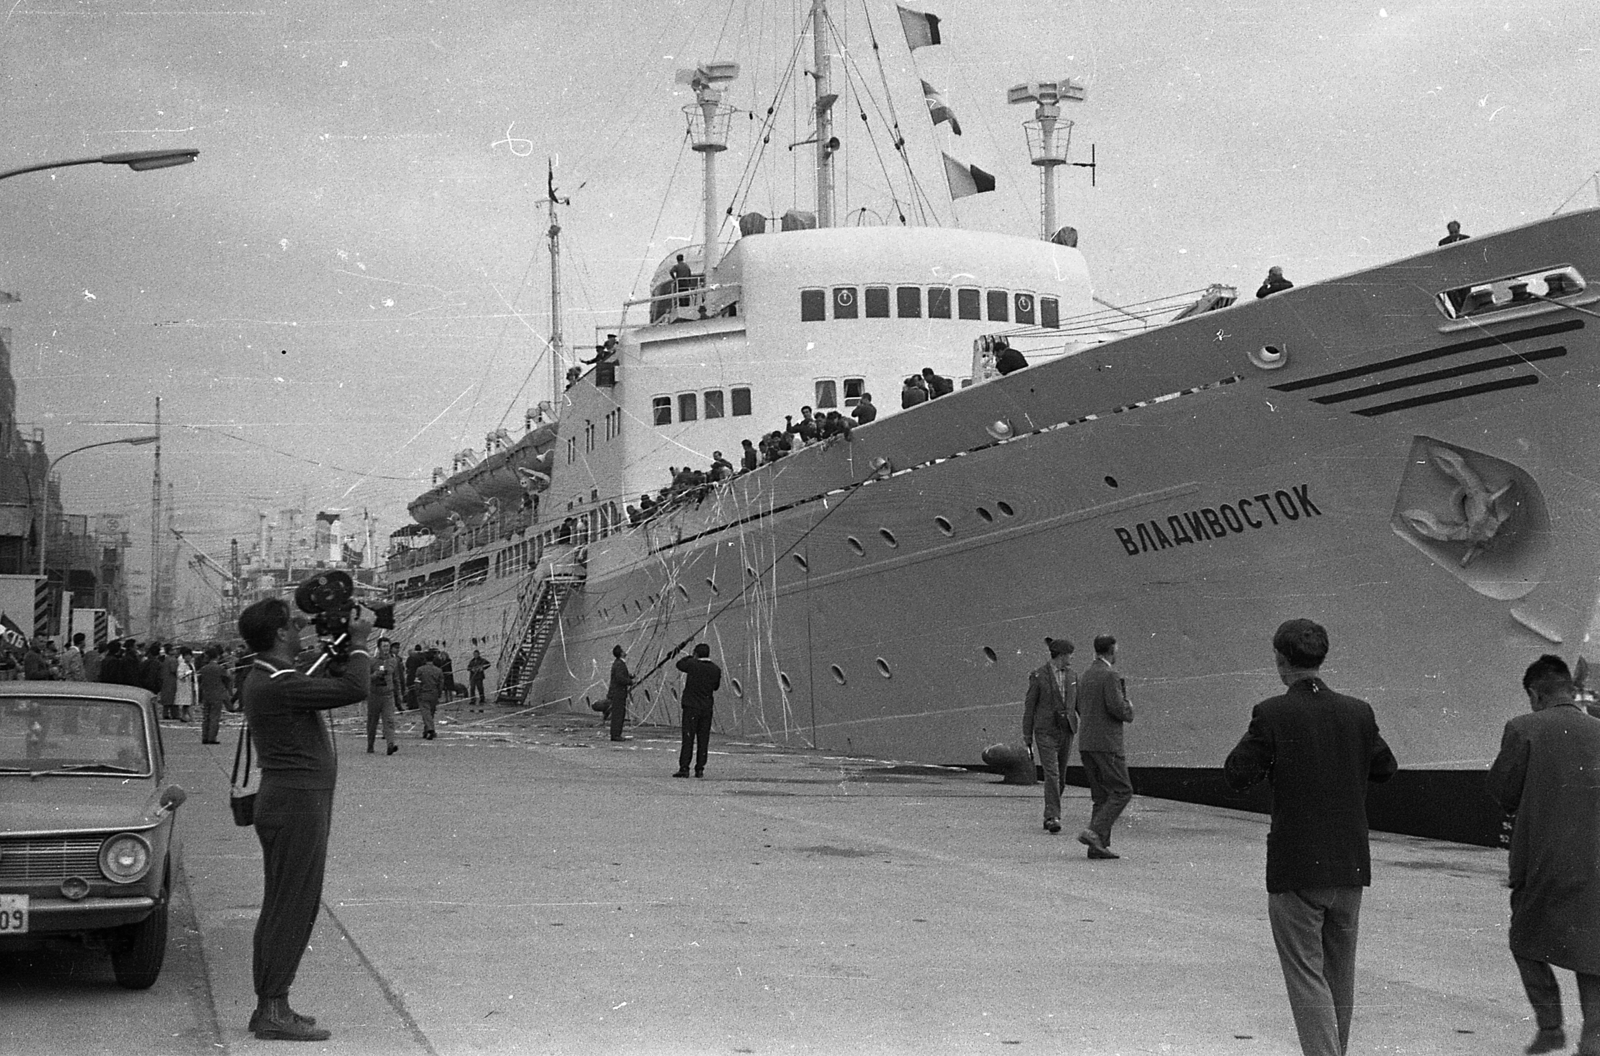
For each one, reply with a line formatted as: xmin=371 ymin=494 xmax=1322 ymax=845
xmin=383 ymin=1 xmax=1600 ymax=846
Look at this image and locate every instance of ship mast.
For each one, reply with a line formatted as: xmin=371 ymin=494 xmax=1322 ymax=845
xmin=542 ymin=161 xmax=567 ymax=417
xmin=679 ymin=61 xmax=739 ymax=272
xmin=147 ymin=395 xmax=162 ymax=637
xmin=812 ymin=0 xmax=836 ymax=228
xmin=1007 ymin=79 xmax=1087 ymax=240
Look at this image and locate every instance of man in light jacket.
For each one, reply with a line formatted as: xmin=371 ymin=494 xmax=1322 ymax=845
xmin=1022 ymin=636 xmax=1078 ymax=834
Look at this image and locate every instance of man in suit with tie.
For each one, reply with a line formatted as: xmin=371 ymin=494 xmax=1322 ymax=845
xmin=1076 ymin=634 xmax=1135 ymax=859
xmin=1022 ymin=637 xmax=1078 ymax=834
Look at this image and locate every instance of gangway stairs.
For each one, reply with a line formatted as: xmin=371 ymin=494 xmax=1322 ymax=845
xmin=495 ymin=564 xmax=584 ymax=706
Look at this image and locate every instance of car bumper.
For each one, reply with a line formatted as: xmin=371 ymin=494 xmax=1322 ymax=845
xmin=0 ymin=894 xmax=159 ymax=939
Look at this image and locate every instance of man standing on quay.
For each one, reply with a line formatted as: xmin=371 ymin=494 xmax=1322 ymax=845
xmin=1225 ymin=618 xmax=1397 ymax=1056
xmin=1487 ymin=654 xmax=1600 ymax=1056
xmin=239 ymin=597 xmax=371 ymax=1042
xmin=673 ymin=643 xmax=721 ymax=778
xmin=1022 ymin=636 xmax=1077 ymax=834
xmin=1076 ymin=634 xmax=1134 ymax=858
xmin=606 ymin=644 xmax=634 ymax=742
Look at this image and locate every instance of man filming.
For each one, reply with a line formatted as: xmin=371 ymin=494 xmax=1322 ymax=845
xmin=238 ymin=597 xmax=371 ymax=1042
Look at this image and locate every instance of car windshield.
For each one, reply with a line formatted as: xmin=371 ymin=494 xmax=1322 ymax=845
xmin=0 ymin=697 xmax=150 ymax=775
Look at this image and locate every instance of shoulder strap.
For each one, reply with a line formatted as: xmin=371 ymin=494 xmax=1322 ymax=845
xmin=231 ymin=720 xmax=252 ymax=784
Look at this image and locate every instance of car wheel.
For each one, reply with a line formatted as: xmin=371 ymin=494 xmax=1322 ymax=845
xmin=111 ymin=898 xmax=168 ymax=990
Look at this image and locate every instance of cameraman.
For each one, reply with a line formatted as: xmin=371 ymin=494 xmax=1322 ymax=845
xmin=238 ymin=597 xmax=371 ymax=1042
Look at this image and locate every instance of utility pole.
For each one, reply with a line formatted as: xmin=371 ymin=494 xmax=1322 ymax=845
xmin=147 ymin=396 xmax=161 ymax=636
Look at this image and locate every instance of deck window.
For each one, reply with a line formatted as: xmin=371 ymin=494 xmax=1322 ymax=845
xmin=815 ymin=379 xmax=837 ymax=409
xmin=731 ymin=386 xmax=752 ymax=416
xmin=800 ymin=288 xmax=826 ymax=321
xmin=652 ymin=396 xmax=671 ymax=426
xmin=864 ymin=286 xmax=890 ymax=318
xmin=928 ymin=287 xmax=952 ymax=318
xmin=957 ymin=288 xmax=982 ymax=320
xmin=843 ymin=377 xmax=865 ymax=406
xmin=1014 ymin=292 xmax=1036 ymax=325
xmin=1041 ymin=296 xmax=1060 ymax=329
xmin=896 ymin=286 xmax=922 ymax=318
xmin=678 ymin=393 xmax=697 ymax=422
xmin=833 ymin=287 xmax=858 ymax=319
xmin=703 ymin=389 xmax=725 ymax=419
xmin=987 ymin=289 xmax=1009 ymax=322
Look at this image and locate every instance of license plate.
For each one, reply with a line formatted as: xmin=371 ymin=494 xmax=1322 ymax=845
xmin=0 ymin=894 xmax=27 ymax=934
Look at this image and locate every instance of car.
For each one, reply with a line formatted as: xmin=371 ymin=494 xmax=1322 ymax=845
xmin=0 ymin=681 xmax=186 ymax=989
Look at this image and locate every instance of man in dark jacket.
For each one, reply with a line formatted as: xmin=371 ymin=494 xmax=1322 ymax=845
xmin=1487 ymin=654 xmax=1600 ymax=1056
xmin=1225 ymin=618 xmax=1397 ymax=1056
xmin=920 ymin=366 xmax=954 ymax=398
xmin=1022 ymin=637 xmax=1077 ymax=834
xmin=1076 ymin=634 xmax=1135 ymax=858
xmin=197 ymin=646 xmax=233 ymax=744
xmin=606 ymin=644 xmax=633 ymax=742
xmin=673 ymin=643 xmax=721 ymax=778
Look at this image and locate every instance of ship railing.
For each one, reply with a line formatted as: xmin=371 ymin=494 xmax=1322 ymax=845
xmin=494 ymin=562 xmax=587 ymax=706
xmin=620 ymin=281 xmax=742 ymax=328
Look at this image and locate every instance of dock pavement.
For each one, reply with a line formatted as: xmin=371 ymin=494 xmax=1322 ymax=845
xmin=170 ymin=699 xmax=1556 ymax=1056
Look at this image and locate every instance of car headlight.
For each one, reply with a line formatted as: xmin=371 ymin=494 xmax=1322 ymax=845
xmin=99 ymin=833 xmax=152 ymax=884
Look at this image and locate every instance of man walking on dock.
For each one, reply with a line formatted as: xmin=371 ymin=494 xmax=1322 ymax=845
xmin=1225 ymin=618 xmax=1397 ymax=1056
xmin=1022 ymin=637 xmax=1078 ymax=834
xmin=1487 ymin=654 xmax=1600 ymax=1056
xmin=1076 ymin=634 xmax=1134 ymax=858
xmin=673 ymin=643 xmax=721 ymax=778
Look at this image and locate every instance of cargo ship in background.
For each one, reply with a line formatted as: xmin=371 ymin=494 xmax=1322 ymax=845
xmin=381 ymin=0 xmax=1600 ymax=846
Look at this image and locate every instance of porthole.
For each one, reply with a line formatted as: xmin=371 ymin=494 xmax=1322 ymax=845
xmin=982 ymin=646 xmax=997 ymax=663
xmin=730 ymin=677 xmax=744 ymax=697
xmin=875 ymin=657 xmax=893 ymax=678
xmin=1249 ymin=344 xmax=1288 ymax=370
xmin=583 ymin=695 xmax=591 ymax=710
xmin=643 ymin=689 xmax=653 ymax=703
xmin=671 ymin=686 xmax=680 ymax=700
xmin=997 ymin=501 xmax=1015 ymax=517
xmin=1104 ymin=476 xmax=1119 ymax=488
xmin=830 ymin=664 xmax=846 ymax=685
xmin=847 ymin=536 xmax=865 ymax=555
xmin=779 ymin=671 xmax=793 ymax=692
xmin=977 ymin=507 xmax=994 ymax=522
xmin=793 ymin=553 xmax=809 ymax=571
xmin=879 ymin=528 xmax=899 ymax=548
xmin=746 ymin=565 xmax=758 ymax=578
xmin=705 ymin=578 xmax=719 ymax=595
xmin=934 ymin=516 xmax=953 ymax=536
xmin=677 ymin=584 xmax=691 ymax=601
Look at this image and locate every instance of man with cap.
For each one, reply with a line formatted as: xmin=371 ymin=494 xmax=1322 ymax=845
xmin=673 ymin=643 xmax=722 ymax=777
xmin=1023 ymin=637 xmax=1079 ymax=834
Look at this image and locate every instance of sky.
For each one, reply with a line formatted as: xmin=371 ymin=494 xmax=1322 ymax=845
xmin=0 ymin=0 xmax=1596 ymax=632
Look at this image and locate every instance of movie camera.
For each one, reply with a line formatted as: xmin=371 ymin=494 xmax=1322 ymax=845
xmin=293 ymin=570 xmax=395 ymax=663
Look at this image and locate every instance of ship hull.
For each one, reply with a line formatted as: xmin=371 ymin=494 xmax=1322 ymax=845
xmin=393 ymin=209 xmax=1600 ymax=847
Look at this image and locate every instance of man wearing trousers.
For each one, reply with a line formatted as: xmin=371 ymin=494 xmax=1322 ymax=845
xmin=1225 ymin=618 xmax=1397 ymax=1056
xmin=366 ymin=638 xmax=400 ymax=755
xmin=673 ymin=643 xmax=721 ymax=777
xmin=196 ymin=646 xmax=232 ymax=745
xmin=1022 ymin=636 xmax=1078 ymax=834
xmin=239 ymin=597 xmax=372 ymax=1042
xmin=1076 ymin=634 xmax=1134 ymax=858
xmin=1487 ymin=654 xmax=1600 ymax=1056
xmin=606 ymin=644 xmax=634 ymax=742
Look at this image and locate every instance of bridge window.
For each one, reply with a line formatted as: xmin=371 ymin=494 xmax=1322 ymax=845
xmin=731 ymin=386 xmax=752 ymax=416
xmin=958 ymin=288 xmax=981 ymax=320
xmin=833 ymin=287 xmax=858 ymax=319
xmin=1041 ymin=296 xmax=1060 ymax=329
xmin=864 ymin=286 xmax=890 ymax=318
xmin=800 ymin=288 xmax=826 ymax=321
xmin=678 ymin=392 xmax=698 ymax=422
xmin=815 ymin=379 xmax=837 ymax=409
xmin=704 ymin=389 xmax=725 ymax=419
xmin=987 ymin=289 xmax=1009 ymax=322
xmin=843 ymin=377 xmax=865 ymax=406
xmin=897 ymin=286 xmax=922 ymax=318
xmin=652 ymin=396 xmax=671 ymax=426
xmin=1014 ymin=292 xmax=1036 ymax=325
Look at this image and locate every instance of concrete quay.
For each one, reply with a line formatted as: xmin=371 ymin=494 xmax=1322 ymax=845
xmin=171 ymin=701 xmax=1552 ymax=1055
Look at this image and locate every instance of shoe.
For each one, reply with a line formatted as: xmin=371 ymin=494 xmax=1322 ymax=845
xmin=695 ymin=770 xmax=704 ymax=778
xmin=1527 ymin=1028 xmax=1566 ymax=1054
xmin=672 ymin=769 xmax=690 ymax=778
xmin=423 ymin=730 xmax=435 ymax=740
xmin=1087 ymin=846 xmax=1121 ymax=860
xmin=250 ymin=999 xmax=328 ymax=1041
xmin=366 ymin=745 xmax=374 ymax=754
xmin=202 ymin=738 xmax=219 ymax=745
xmin=1044 ymin=818 xmax=1061 ymax=834
xmin=1076 ymin=829 xmax=1107 ymax=853
xmin=387 ymin=744 xmax=399 ymax=755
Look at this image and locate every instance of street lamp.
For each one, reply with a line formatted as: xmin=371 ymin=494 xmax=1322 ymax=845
xmin=38 ymin=435 xmax=160 ymax=580
xmin=0 ymin=149 xmax=199 ymax=183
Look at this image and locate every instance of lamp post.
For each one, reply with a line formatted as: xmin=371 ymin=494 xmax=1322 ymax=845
xmin=0 ymin=148 xmax=199 ymax=184
xmin=38 ymin=435 xmax=159 ymax=581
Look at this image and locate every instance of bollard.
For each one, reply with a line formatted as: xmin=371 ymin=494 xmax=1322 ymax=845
xmin=982 ymin=742 xmax=1038 ymax=785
